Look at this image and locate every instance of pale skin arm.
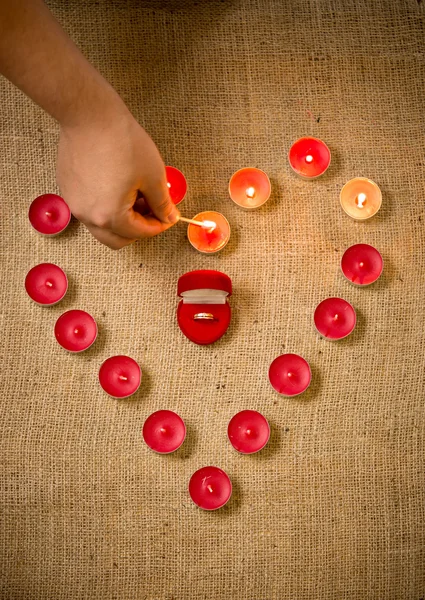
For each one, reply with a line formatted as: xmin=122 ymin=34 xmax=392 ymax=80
xmin=0 ymin=0 xmax=180 ymax=249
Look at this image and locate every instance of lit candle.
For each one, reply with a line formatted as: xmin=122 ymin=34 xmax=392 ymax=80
xmin=98 ymin=355 xmax=142 ymax=398
xmin=340 ymin=178 xmax=382 ymax=220
xmin=187 ymin=211 xmax=230 ymax=253
xmin=268 ymin=353 xmax=312 ymax=396
xmin=54 ymin=310 xmax=97 ymax=352
xmin=189 ymin=466 xmax=232 ymax=510
xmin=227 ymin=410 xmax=270 ymax=454
xmin=228 ymin=167 xmax=271 ymax=210
xmin=142 ymin=410 xmax=186 ymax=454
xmin=341 ymin=244 xmax=383 ymax=286
xmin=165 ymin=166 xmax=187 ymax=205
xmin=288 ymin=137 xmax=331 ymax=179
xmin=314 ymin=298 xmax=356 ymax=340
xmin=28 ymin=194 xmax=71 ymax=235
xmin=177 ymin=270 xmax=232 ymax=345
xmin=25 ymin=263 xmax=68 ymax=306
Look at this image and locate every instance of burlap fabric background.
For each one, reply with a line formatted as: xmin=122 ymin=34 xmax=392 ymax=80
xmin=1 ymin=0 xmax=424 ymax=598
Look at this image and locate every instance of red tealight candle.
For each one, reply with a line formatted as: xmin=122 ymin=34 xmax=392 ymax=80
xmin=142 ymin=410 xmax=186 ymax=454
xmin=54 ymin=310 xmax=97 ymax=352
xmin=187 ymin=211 xmax=230 ymax=254
xmin=314 ymin=297 xmax=356 ymax=340
xmin=288 ymin=137 xmax=331 ymax=179
xmin=166 ymin=166 xmax=187 ymax=205
xmin=28 ymin=193 xmax=71 ymax=235
xmin=269 ymin=354 xmax=312 ymax=396
xmin=25 ymin=263 xmax=68 ymax=306
xmin=228 ymin=167 xmax=271 ymax=210
xmin=189 ymin=466 xmax=232 ymax=511
xmin=227 ymin=410 xmax=270 ymax=454
xmin=99 ymin=355 xmax=141 ymax=399
xmin=341 ymin=244 xmax=383 ymax=286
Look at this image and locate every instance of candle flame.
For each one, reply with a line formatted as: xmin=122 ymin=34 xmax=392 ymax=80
xmin=74 ymin=328 xmax=79 ymax=334
xmin=334 ymin=314 xmax=339 ymax=321
xmin=160 ymin=427 xmax=167 ymax=433
xmin=45 ymin=280 xmax=53 ymax=288
xmin=305 ymin=155 xmax=314 ymax=163
xmin=287 ymin=372 xmax=293 ymax=378
xmin=45 ymin=211 xmax=52 ymax=217
xmin=202 ymin=220 xmax=216 ymax=232
xmin=207 ymin=485 xmax=214 ymax=493
xmin=246 ymin=186 xmax=256 ymax=199
xmin=246 ymin=429 xmax=252 ymax=436
xmin=359 ymin=262 xmax=364 ymax=268
xmin=118 ymin=375 xmax=128 ymax=381
xmin=356 ymin=193 xmax=367 ymax=208
xmin=167 ymin=182 xmax=171 ymax=188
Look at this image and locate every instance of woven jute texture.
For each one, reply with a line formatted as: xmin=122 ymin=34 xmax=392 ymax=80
xmin=1 ymin=0 xmax=425 ymax=598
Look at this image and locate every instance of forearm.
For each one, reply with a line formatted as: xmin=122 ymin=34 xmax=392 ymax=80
xmin=0 ymin=0 xmax=126 ymax=127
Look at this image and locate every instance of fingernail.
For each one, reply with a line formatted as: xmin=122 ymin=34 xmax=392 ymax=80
xmin=167 ymin=206 xmax=180 ymax=224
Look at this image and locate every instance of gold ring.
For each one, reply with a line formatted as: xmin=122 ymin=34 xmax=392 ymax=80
xmin=193 ymin=312 xmax=215 ymax=321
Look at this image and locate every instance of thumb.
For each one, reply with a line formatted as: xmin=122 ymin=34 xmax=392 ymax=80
xmin=141 ymin=177 xmax=180 ymax=225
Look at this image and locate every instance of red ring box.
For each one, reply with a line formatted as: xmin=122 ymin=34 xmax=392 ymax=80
xmin=177 ymin=270 xmax=232 ymax=345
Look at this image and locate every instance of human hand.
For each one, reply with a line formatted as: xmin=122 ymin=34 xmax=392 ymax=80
xmin=56 ymin=104 xmax=180 ymax=249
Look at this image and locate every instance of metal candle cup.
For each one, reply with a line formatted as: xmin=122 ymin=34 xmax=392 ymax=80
xmin=189 ymin=466 xmax=232 ymax=510
xmin=28 ymin=194 xmax=71 ymax=236
xmin=288 ymin=137 xmax=331 ymax=179
xmin=187 ymin=211 xmax=230 ymax=253
xmin=340 ymin=178 xmax=382 ymax=221
xmin=229 ymin=168 xmax=271 ymax=210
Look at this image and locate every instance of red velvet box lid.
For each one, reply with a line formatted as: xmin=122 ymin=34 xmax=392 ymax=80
xmin=177 ymin=270 xmax=232 ymax=296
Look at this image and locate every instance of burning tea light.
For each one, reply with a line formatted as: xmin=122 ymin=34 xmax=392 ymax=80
xmin=228 ymin=167 xmax=271 ymax=210
xmin=142 ymin=410 xmax=186 ymax=454
xmin=28 ymin=193 xmax=71 ymax=235
xmin=288 ymin=137 xmax=331 ymax=179
xmin=187 ymin=211 xmax=230 ymax=253
xmin=99 ymin=355 xmax=141 ymax=399
xmin=269 ymin=354 xmax=312 ymax=396
xmin=341 ymin=244 xmax=383 ymax=286
xmin=54 ymin=309 xmax=97 ymax=352
xmin=189 ymin=466 xmax=232 ymax=510
xmin=227 ymin=410 xmax=270 ymax=454
xmin=166 ymin=166 xmax=187 ymax=205
xmin=340 ymin=178 xmax=382 ymax=220
xmin=25 ymin=263 xmax=68 ymax=306
xmin=314 ymin=298 xmax=356 ymax=340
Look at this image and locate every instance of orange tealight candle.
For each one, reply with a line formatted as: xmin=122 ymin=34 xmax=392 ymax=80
xmin=187 ymin=211 xmax=230 ymax=254
xmin=228 ymin=167 xmax=271 ymax=210
xmin=340 ymin=178 xmax=382 ymax=221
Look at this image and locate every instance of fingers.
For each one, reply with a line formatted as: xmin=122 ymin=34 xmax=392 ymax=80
xmin=85 ymin=224 xmax=136 ymax=250
xmin=141 ymin=176 xmax=180 ymax=225
xmin=111 ymin=209 xmax=177 ymax=240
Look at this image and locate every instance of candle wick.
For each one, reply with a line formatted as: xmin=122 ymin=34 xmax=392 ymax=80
xmin=356 ymin=193 xmax=367 ymax=208
xmin=207 ymin=485 xmax=214 ymax=493
xmin=202 ymin=220 xmax=216 ymax=232
xmin=118 ymin=375 xmax=128 ymax=381
xmin=45 ymin=280 xmax=53 ymax=288
xmin=160 ymin=427 xmax=167 ymax=433
xmin=246 ymin=186 xmax=256 ymax=199
xmin=305 ymin=154 xmax=314 ymax=163
xmin=167 ymin=182 xmax=171 ymax=188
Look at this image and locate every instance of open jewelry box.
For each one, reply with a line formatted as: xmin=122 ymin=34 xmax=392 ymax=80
xmin=177 ymin=270 xmax=232 ymax=345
